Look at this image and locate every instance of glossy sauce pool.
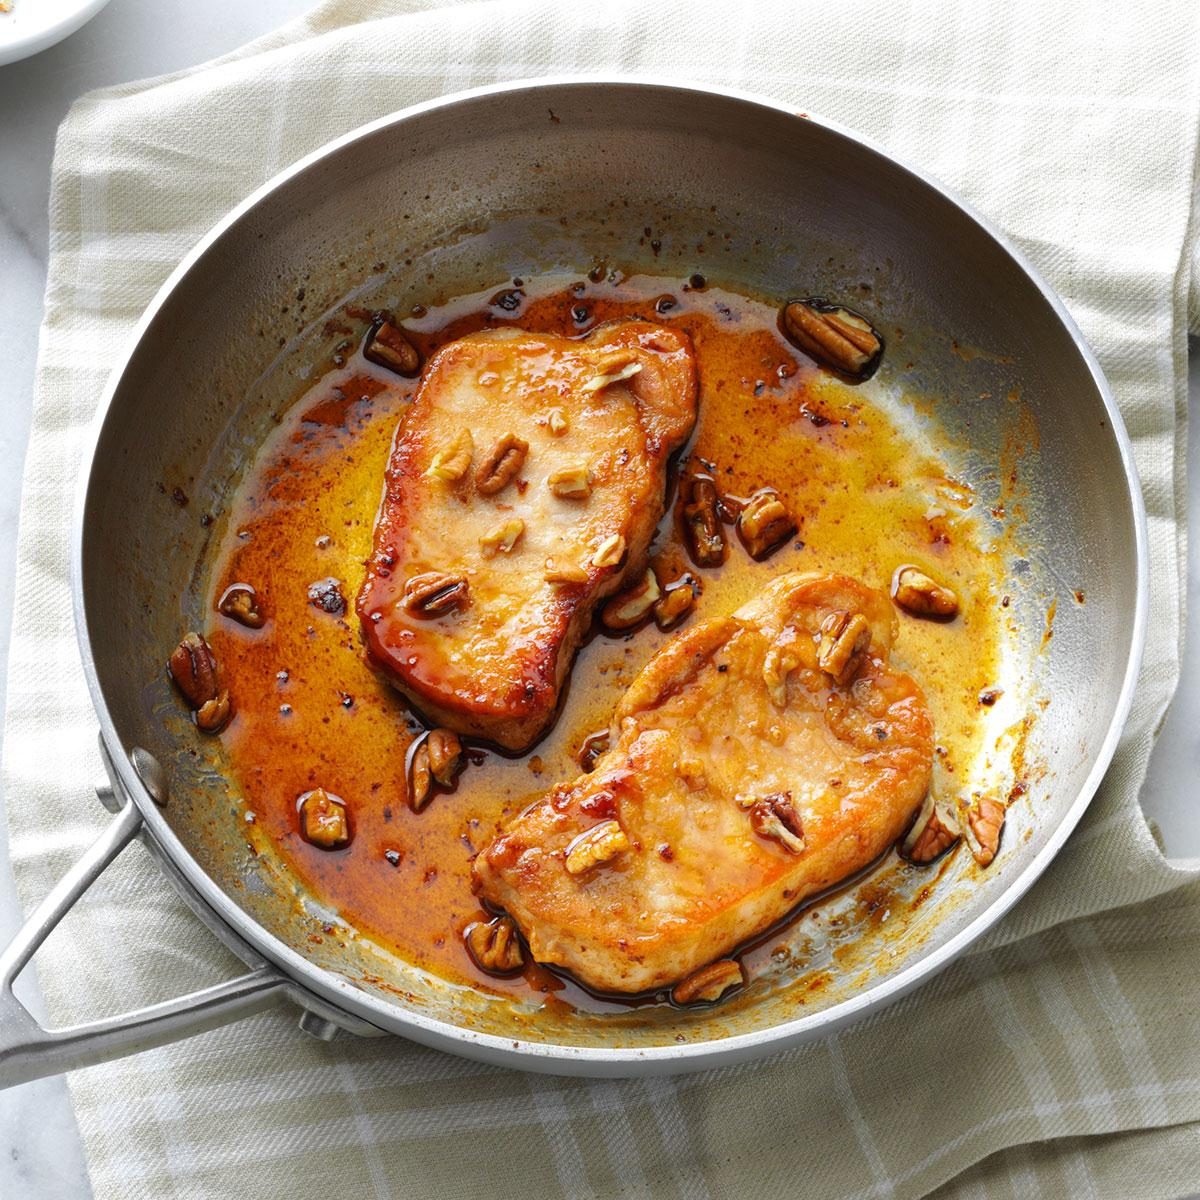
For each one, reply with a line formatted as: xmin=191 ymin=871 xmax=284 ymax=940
xmin=203 ymin=271 xmax=1009 ymax=1010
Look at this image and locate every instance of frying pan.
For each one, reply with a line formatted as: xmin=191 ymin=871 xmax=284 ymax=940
xmin=0 ymin=78 xmax=1146 ymax=1085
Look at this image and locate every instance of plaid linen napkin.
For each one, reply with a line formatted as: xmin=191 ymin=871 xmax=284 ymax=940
xmin=5 ymin=1 xmax=1200 ymax=1195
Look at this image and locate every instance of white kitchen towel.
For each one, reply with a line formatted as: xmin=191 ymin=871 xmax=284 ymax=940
xmin=5 ymin=1 xmax=1200 ymax=1196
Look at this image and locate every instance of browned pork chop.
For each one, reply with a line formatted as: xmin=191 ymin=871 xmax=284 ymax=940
xmin=358 ymin=322 xmax=697 ymax=751
xmin=472 ymin=572 xmax=934 ymax=994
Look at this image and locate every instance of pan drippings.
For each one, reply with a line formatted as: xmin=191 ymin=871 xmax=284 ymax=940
xmin=200 ymin=271 xmax=1010 ymax=1011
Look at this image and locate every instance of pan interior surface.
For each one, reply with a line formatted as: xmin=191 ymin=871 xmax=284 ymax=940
xmin=77 ymin=81 xmax=1139 ymax=1065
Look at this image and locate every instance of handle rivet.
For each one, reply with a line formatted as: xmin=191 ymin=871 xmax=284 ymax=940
xmin=130 ymin=748 xmax=168 ymax=807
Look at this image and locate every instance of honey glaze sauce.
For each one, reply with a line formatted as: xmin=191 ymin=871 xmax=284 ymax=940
xmin=204 ymin=271 xmax=1008 ymax=1010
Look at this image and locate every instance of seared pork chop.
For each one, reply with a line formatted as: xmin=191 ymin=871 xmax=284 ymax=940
xmin=358 ymin=321 xmax=697 ymax=751
xmin=473 ymin=572 xmax=934 ymax=994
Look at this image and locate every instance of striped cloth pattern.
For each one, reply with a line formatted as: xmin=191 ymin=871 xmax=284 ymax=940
xmin=4 ymin=1 xmax=1200 ymax=1195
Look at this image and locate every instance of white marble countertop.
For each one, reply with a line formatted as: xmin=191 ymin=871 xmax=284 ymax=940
xmin=0 ymin=3 xmax=1197 ymax=1194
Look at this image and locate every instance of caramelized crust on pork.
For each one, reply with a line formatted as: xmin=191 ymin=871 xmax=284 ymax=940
xmin=473 ymin=572 xmax=934 ymax=994
xmin=357 ymin=322 xmax=697 ymax=751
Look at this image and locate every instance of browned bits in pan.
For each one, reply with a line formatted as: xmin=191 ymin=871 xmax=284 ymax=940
xmin=298 ymin=788 xmax=352 ymax=850
xmin=464 ymin=915 xmax=525 ymax=975
xmin=364 ymin=319 xmax=421 ymax=377
xmin=217 ymin=582 xmax=265 ymax=629
xmin=736 ymin=490 xmax=797 ymax=560
xmin=168 ymin=632 xmax=219 ymax=709
xmin=892 ymin=566 xmax=960 ymax=620
xmin=489 ymin=287 xmax=524 ymax=314
xmin=307 ymin=577 xmax=346 ymax=616
xmin=402 ymin=571 xmax=469 ymax=617
xmin=671 ymin=959 xmax=744 ymax=1005
xmin=780 ymin=298 xmax=883 ymax=381
xmin=475 ymin=433 xmax=529 ymax=495
xmin=680 ymin=472 xmax=726 ymax=568
xmin=899 ymin=793 xmax=961 ymax=864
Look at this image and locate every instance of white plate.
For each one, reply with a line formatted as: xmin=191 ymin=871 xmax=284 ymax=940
xmin=0 ymin=0 xmax=112 ymax=66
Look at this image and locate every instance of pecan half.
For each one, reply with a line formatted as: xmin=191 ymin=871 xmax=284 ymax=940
xmin=407 ymin=740 xmax=433 ymax=812
xmin=740 ymin=792 xmax=805 ymax=853
xmin=671 ymin=959 xmax=745 ymax=1005
xmin=966 ymin=794 xmax=1006 ymax=866
xmin=601 ymin=569 xmax=661 ymax=630
xmin=475 ymin=433 xmax=528 ymax=495
xmin=307 ymin=576 xmax=346 ymax=616
xmin=653 ymin=574 xmax=697 ymax=630
xmin=892 ymin=566 xmax=959 ymax=620
xmin=899 ymin=792 xmax=961 ymax=864
xmin=464 ymin=915 xmax=525 ymax=975
xmin=680 ymin=473 xmax=725 ymax=568
xmin=428 ymin=427 xmax=474 ymax=482
xmin=217 ymin=583 xmax=265 ymax=629
xmin=168 ymin=632 xmax=219 ymax=709
xmin=737 ymin=490 xmax=797 ymax=560
xmin=298 ymin=787 xmax=351 ymax=849
xmin=403 ymin=571 xmax=469 ymax=616
xmin=780 ymin=298 xmax=883 ymax=381
xmin=564 ymin=819 xmax=630 ymax=875
xmin=547 ymin=461 xmax=592 ymax=500
xmin=480 ymin=517 xmax=525 ymax=558
xmin=426 ymin=728 xmax=462 ymax=786
xmin=364 ymin=320 xmax=421 ymax=377
xmin=816 ymin=610 xmax=871 ymax=684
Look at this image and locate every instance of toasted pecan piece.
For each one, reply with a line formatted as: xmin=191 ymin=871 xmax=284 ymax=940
xmin=671 ymin=959 xmax=745 ymax=1005
xmin=737 ymin=490 xmax=797 ymax=560
xmin=168 ymin=632 xmax=219 ymax=709
xmin=892 ymin=566 xmax=959 ymax=620
xmin=680 ymin=472 xmax=725 ymax=568
xmin=900 ymin=793 xmax=961 ymax=864
xmin=475 ymin=433 xmax=528 ymax=496
xmin=365 ymin=320 xmax=421 ymax=377
xmin=781 ymin=298 xmax=883 ymax=380
xmin=299 ymin=788 xmax=352 ymax=849
xmin=217 ymin=583 xmax=265 ymax=629
xmin=966 ymin=794 xmax=1005 ymax=866
xmin=464 ymin=915 xmax=525 ymax=975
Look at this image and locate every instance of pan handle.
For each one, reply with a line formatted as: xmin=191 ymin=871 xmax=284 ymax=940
xmin=0 ymin=799 xmax=287 ymax=1089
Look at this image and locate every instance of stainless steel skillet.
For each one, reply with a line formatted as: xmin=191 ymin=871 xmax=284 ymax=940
xmin=0 ymin=78 xmax=1146 ymax=1085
